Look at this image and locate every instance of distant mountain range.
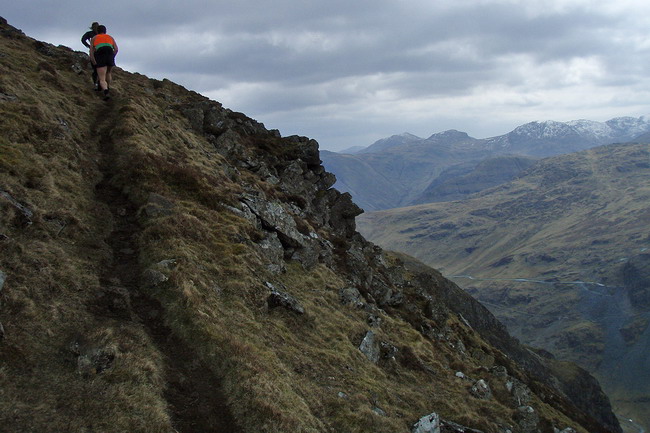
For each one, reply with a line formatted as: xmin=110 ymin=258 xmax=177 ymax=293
xmin=322 ymin=117 xmax=650 ymax=211
xmin=357 ymin=141 xmax=650 ymax=429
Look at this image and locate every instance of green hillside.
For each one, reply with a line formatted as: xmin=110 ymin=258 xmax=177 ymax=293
xmin=358 ymin=142 xmax=650 ymax=430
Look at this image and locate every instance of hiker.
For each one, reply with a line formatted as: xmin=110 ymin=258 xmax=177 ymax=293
xmin=89 ymin=25 xmax=118 ymax=101
xmin=81 ymin=22 xmax=100 ymax=90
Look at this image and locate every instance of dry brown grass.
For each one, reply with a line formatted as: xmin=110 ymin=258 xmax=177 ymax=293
xmin=0 ymin=19 xmax=599 ymax=433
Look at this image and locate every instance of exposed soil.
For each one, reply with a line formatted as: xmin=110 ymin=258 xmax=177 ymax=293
xmin=92 ymin=103 xmax=239 ymax=433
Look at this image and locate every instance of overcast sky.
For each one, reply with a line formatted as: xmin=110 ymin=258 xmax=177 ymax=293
xmin=5 ymin=1 xmax=650 ymax=151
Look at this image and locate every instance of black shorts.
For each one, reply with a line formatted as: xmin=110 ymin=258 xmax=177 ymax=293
xmin=95 ymin=46 xmax=115 ymax=68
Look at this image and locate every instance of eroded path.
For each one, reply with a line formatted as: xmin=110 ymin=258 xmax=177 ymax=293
xmin=92 ymin=102 xmax=239 ymax=433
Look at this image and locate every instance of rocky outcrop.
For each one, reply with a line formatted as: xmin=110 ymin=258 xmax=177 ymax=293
xmin=266 ymin=282 xmax=305 ymax=315
xmin=0 ymin=16 xmax=622 ymax=433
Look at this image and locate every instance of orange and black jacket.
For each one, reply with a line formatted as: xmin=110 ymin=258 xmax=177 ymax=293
xmin=93 ymin=34 xmax=116 ymax=51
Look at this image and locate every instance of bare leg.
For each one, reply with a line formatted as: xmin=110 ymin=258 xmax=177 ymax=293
xmin=96 ymin=66 xmax=108 ymax=91
xmin=105 ymin=66 xmax=112 ymax=89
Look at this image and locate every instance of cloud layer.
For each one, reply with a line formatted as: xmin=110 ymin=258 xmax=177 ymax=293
xmin=6 ymin=0 xmax=650 ymax=149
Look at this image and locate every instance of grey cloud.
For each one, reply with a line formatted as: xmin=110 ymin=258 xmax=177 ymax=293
xmin=4 ymin=1 xmax=650 ymax=150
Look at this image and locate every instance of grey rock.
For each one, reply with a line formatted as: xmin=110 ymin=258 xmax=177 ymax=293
xmin=157 ymin=259 xmax=178 ymax=269
xmin=367 ymin=313 xmax=382 ymax=328
xmin=0 ymin=322 xmax=5 ymax=340
xmin=0 ymin=92 xmax=17 ymax=102
xmin=470 ymin=379 xmax=493 ymax=400
xmin=69 ymin=339 xmax=115 ymax=377
xmin=385 ymin=290 xmax=405 ymax=307
xmin=141 ymin=269 xmax=168 ymax=288
xmin=441 ymin=420 xmax=485 ymax=433
xmin=290 ymin=244 xmax=320 ymax=270
xmin=515 ymin=406 xmax=540 ymax=433
xmin=380 ymin=341 xmax=399 ymax=361
xmin=412 ymin=412 xmax=441 ymax=433
xmin=359 ymin=330 xmax=380 ymax=364
xmin=507 ymin=378 xmax=532 ymax=406
xmin=372 ymin=407 xmax=386 ymax=417
xmin=339 ymin=287 xmax=365 ymax=308
xmin=266 ymin=286 xmax=305 ymax=315
xmin=257 ymin=232 xmax=285 ymax=273
xmin=0 ymin=189 xmax=33 ymax=225
xmin=70 ymin=62 xmax=84 ymax=74
xmin=424 ymin=299 xmax=449 ymax=324
xmin=458 ymin=313 xmax=472 ymax=329
xmin=241 ymin=195 xmax=306 ymax=249
xmin=328 ymin=192 xmax=363 ymax=237
xmin=0 ymin=270 xmax=5 ymax=292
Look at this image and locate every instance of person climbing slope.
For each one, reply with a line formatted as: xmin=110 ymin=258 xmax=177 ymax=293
xmin=89 ymin=25 xmax=118 ymax=101
xmin=81 ymin=22 xmax=100 ymax=90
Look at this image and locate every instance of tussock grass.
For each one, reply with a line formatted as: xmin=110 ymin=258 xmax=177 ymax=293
xmin=1 ymin=19 xmax=598 ymax=433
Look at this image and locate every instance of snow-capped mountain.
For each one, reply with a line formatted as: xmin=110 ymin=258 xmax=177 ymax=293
xmin=483 ymin=116 xmax=650 ymax=156
xmin=324 ymin=115 xmax=650 ymax=210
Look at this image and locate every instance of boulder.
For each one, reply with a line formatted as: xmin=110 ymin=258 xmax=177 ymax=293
xmin=0 ymin=270 xmax=5 ymax=292
xmin=328 ymin=192 xmax=363 ymax=237
xmin=506 ymin=378 xmax=532 ymax=406
xmin=69 ymin=338 xmax=115 ymax=377
xmin=515 ymin=406 xmax=540 ymax=433
xmin=141 ymin=269 xmax=169 ymax=288
xmin=412 ymin=412 xmax=441 ymax=433
xmin=339 ymin=287 xmax=365 ymax=308
xmin=241 ymin=195 xmax=306 ymax=249
xmin=359 ymin=330 xmax=380 ymax=364
xmin=470 ymin=379 xmax=493 ymax=400
xmin=266 ymin=283 xmax=305 ymax=315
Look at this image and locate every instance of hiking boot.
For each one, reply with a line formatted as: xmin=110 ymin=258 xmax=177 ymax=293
xmin=103 ymin=89 xmax=110 ymax=101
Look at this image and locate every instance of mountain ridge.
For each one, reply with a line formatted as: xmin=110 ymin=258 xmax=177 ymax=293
xmin=357 ymin=141 xmax=650 ymax=430
xmin=0 ymin=17 xmax=621 ymax=433
xmin=324 ymin=117 xmax=650 ymax=211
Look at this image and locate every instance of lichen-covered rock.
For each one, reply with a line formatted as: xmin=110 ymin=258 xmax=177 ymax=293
xmin=359 ymin=330 xmax=380 ymax=364
xmin=241 ymin=194 xmax=307 ymax=249
xmin=412 ymin=412 xmax=440 ymax=433
xmin=257 ymin=232 xmax=285 ymax=274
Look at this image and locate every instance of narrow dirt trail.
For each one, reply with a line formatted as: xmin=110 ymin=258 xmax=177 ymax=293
xmin=91 ymin=100 xmax=239 ymax=433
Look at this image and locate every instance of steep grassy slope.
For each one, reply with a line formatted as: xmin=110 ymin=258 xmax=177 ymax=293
xmin=358 ymin=143 xmax=650 ymax=430
xmin=0 ymin=17 xmax=621 ymax=433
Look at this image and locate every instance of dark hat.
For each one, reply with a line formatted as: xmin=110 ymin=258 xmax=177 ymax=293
xmin=90 ymin=22 xmax=99 ymax=29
